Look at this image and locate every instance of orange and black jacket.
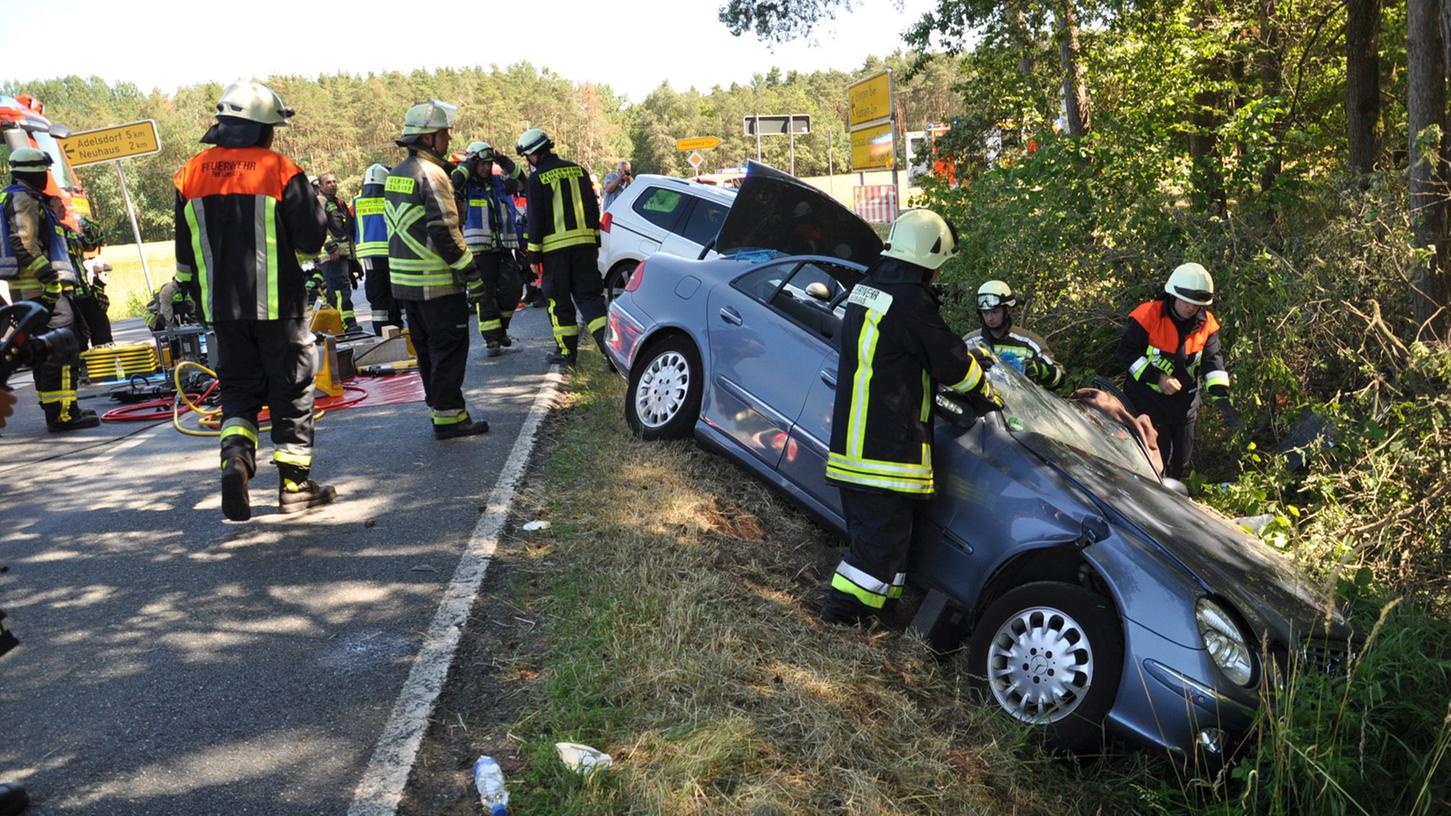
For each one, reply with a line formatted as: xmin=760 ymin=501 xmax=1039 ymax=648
xmin=1117 ymin=295 xmax=1229 ymax=413
xmin=523 ymin=153 xmax=599 ymax=264
xmin=173 ymin=146 xmax=327 ymax=322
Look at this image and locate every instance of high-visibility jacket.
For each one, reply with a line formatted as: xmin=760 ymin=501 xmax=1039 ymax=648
xmin=384 ymin=149 xmax=474 ymax=301
xmin=523 ymin=153 xmax=599 ymax=262
xmin=964 ymin=325 xmax=1065 ymax=388
xmin=173 ymin=145 xmax=328 ymax=322
xmin=323 ymin=193 xmax=355 ymax=258
xmin=452 ymin=163 xmax=523 ymax=252
xmin=827 ymin=258 xmax=991 ymax=496
xmin=1 ymin=182 xmax=73 ymax=299
xmin=352 ymin=183 xmax=389 ymax=259
xmin=1117 ymin=296 xmax=1228 ymax=413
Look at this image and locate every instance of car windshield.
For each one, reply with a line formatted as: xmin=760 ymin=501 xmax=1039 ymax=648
xmin=966 ymin=339 xmax=1158 ymax=480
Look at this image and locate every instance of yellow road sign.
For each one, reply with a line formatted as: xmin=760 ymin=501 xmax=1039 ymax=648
xmin=850 ymin=121 xmax=895 ymax=171
xmin=59 ymin=120 xmax=161 ymax=167
xmin=848 ymin=71 xmax=892 ymax=128
xmin=677 ymin=136 xmax=722 ymax=151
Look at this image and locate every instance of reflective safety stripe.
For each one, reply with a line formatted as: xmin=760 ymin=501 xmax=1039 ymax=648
xmin=36 ymin=389 xmax=77 ymax=404
xmin=479 ymin=318 xmax=502 ymax=332
xmin=823 ymin=468 xmax=935 ymax=494
xmin=430 ymin=408 xmax=469 ymax=425
xmin=846 ymin=311 xmax=882 ymax=458
xmin=587 ymin=315 xmax=607 ymax=334
xmin=390 ymin=270 xmax=457 ymax=286
xmin=219 ymin=418 xmax=259 ymax=447
xmin=541 ymin=227 xmax=597 ymax=253
xmin=945 ymin=359 xmax=983 ymax=393
xmin=263 ymin=196 xmax=280 ymax=319
xmin=1129 ymin=356 xmax=1151 ymax=381
xmin=888 ymin=572 xmax=907 ymax=600
xmin=831 ymin=561 xmax=891 ymax=608
xmin=546 ymin=298 xmax=579 ymax=353
xmin=826 ymin=450 xmax=932 ymax=478
xmin=273 ymin=449 xmax=312 ymax=467
xmin=184 ymin=200 xmax=212 ymax=319
xmin=1204 ymin=370 xmax=1230 ymax=389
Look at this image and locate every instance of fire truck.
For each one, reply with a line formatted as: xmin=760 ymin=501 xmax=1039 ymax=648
xmin=1 ymin=93 xmax=93 ymax=302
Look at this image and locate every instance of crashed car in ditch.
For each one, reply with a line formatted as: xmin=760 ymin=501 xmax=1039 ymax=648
xmin=602 ymin=162 xmax=1353 ymax=764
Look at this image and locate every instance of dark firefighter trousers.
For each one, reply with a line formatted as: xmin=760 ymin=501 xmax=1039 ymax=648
xmin=473 ymin=249 xmax=521 ymax=344
xmin=321 ymin=257 xmax=356 ymax=325
xmin=214 ymin=319 xmax=317 ymax=477
xmin=362 ymin=257 xmax=402 ymax=335
xmin=32 ymin=294 xmax=82 ymax=426
xmin=825 ymin=486 xmax=924 ymax=616
xmin=541 ymin=246 xmax=607 ymax=358
xmin=402 ymin=293 xmax=470 ymax=424
xmin=1138 ymin=397 xmax=1198 ymax=480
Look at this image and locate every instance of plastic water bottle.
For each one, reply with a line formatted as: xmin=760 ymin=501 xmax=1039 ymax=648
xmin=472 ymin=755 xmax=509 ymax=816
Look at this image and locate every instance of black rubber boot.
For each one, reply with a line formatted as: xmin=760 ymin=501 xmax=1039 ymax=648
xmin=0 ymin=782 xmax=28 ymax=816
xmin=277 ymin=464 xmax=336 ymax=514
xmin=220 ymin=455 xmax=253 ymax=522
xmin=547 ymin=334 xmax=579 ymax=366
xmin=45 ymin=406 xmax=100 ymax=433
xmin=485 ymin=342 xmax=503 ymax=358
xmin=434 ymin=415 xmax=490 ymax=440
xmin=820 ymin=588 xmax=878 ymax=627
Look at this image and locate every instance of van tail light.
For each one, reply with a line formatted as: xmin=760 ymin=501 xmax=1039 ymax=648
xmin=624 ymin=260 xmax=646 ymax=293
xmin=600 ymin=211 xmax=612 ymax=233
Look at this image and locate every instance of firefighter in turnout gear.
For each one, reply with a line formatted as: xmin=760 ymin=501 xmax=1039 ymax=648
xmin=1 ymin=147 xmax=97 ymax=431
xmin=516 ymin=128 xmax=607 ymax=366
xmin=354 ymin=163 xmax=402 ymax=335
xmin=1116 ymin=262 xmax=1239 ymax=479
xmin=316 ymin=171 xmax=359 ymax=329
xmin=451 ymin=140 xmax=524 ymax=356
xmin=964 ymin=279 xmax=1065 ymax=388
xmin=174 ymin=80 xmax=335 ymax=520
xmin=386 ymin=100 xmax=490 ymax=439
xmin=823 ymin=209 xmax=1004 ymax=626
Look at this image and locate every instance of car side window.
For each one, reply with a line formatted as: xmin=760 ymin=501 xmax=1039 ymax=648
xmin=732 ymin=262 xmax=796 ymax=302
xmin=680 ymin=199 xmax=729 ymax=246
xmin=768 ymin=262 xmax=864 ymax=343
xmin=632 ymin=187 xmax=687 ymax=231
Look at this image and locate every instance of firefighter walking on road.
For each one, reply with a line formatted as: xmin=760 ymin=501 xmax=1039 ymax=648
xmin=386 ymin=100 xmax=489 ymax=439
xmin=354 ymin=163 xmax=402 ymax=335
xmin=965 ymin=279 xmax=1065 ymax=388
xmin=1 ymin=147 xmax=98 ymax=432
xmin=451 ymin=141 xmax=524 ymax=356
xmin=823 ymin=209 xmax=1004 ymax=625
xmin=516 ymin=128 xmax=608 ymax=366
xmin=174 ymin=80 xmax=335 ymax=521
xmin=1117 ymin=262 xmax=1240 ymax=479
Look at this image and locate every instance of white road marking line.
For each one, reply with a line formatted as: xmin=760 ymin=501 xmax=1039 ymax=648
xmin=347 ymin=368 xmax=563 ymax=816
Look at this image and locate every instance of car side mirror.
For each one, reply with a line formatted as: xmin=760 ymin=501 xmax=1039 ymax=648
xmin=1161 ymin=477 xmax=1190 ymax=497
xmin=805 ymin=281 xmax=831 ymax=301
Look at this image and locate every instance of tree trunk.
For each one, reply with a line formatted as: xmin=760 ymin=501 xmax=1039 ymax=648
xmin=1259 ymin=0 xmax=1284 ymax=193
xmin=1346 ymin=0 xmax=1382 ymax=176
xmin=1054 ymin=0 xmax=1091 ymax=136
xmin=1408 ymin=0 xmax=1449 ymax=337
xmin=1189 ymin=11 xmax=1227 ymax=213
xmin=1009 ymin=2 xmax=1035 ymax=79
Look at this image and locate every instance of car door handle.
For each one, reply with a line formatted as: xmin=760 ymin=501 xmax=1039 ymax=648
xmin=820 ymin=369 xmax=837 ymax=388
xmin=718 ymin=306 xmax=743 ymax=326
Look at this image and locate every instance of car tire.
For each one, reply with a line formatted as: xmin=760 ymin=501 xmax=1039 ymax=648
xmin=967 ymin=581 xmax=1124 ymax=752
xmin=605 ymin=261 xmax=639 ymax=302
xmin=625 ymin=334 xmax=702 ymax=441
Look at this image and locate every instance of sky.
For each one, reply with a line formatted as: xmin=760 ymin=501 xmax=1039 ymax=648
xmin=4 ymin=0 xmax=933 ymax=102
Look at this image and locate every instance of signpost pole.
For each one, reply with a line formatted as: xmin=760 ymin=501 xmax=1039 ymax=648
xmin=888 ymin=70 xmax=900 ymax=218
xmin=113 ymin=159 xmax=153 ymax=293
xmin=788 ymin=115 xmax=796 ymax=176
xmin=754 ymin=115 xmax=762 ymax=162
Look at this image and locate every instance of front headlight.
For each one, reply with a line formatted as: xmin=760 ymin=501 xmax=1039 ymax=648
xmin=1196 ymin=598 xmax=1255 ymax=687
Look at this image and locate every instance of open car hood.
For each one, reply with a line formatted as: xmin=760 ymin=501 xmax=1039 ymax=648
xmin=714 ymin=161 xmax=883 ymax=264
xmin=1015 ymin=431 xmax=1354 ymax=645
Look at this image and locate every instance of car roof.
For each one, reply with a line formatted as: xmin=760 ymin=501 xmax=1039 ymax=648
xmin=627 ymin=174 xmax=738 ymax=206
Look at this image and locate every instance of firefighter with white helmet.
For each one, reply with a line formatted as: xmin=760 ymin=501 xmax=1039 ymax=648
xmin=386 ymin=100 xmax=490 ymax=439
xmin=353 ymin=162 xmax=401 ymax=334
xmin=1117 ymin=262 xmax=1239 ymax=478
xmin=822 ymin=208 xmax=1004 ymax=626
xmin=964 ymin=279 xmax=1065 ymax=388
xmin=174 ymin=80 xmax=334 ymax=519
xmin=451 ymin=140 xmax=525 ymax=355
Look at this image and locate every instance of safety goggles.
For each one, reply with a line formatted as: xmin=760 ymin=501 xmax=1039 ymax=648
xmin=977 ymin=293 xmax=1010 ymax=310
xmin=1171 ymin=286 xmax=1213 ymax=304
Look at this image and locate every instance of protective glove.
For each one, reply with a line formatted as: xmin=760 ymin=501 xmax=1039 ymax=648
xmin=1211 ymin=391 xmax=1242 ymax=431
xmin=968 ymin=379 xmax=1005 ymax=414
xmin=968 ymin=345 xmax=996 ymax=371
xmin=466 ymin=278 xmax=486 ymax=306
xmin=1025 ymin=355 xmax=1055 ymax=385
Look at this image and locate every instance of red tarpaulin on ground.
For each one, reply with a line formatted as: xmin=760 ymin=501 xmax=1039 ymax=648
xmin=332 ymin=372 xmax=426 ymax=409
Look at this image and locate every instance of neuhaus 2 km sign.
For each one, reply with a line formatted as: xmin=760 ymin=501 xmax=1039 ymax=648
xmin=60 ymin=120 xmax=161 ymax=167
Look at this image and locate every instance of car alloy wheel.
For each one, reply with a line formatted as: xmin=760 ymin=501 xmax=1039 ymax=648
xmin=635 ymin=350 xmax=690 ymax=429
xmin=985 ymin=605 xmax=1094 ymax=724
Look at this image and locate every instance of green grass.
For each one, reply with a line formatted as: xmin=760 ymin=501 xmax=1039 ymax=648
xmin=96 ymin=240 xmax=175 ymax=319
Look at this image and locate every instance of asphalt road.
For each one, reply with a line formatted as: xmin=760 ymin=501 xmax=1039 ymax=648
xmin=0 ymin=303 xmax=561 ymax=814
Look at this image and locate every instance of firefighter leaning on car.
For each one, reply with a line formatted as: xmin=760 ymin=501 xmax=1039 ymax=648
xmin=822 ymin=209 xmax=1004 ymax=626
xmin=385 ymin=100 xmax=490 ymax=439
xmin=1116 ymin=262 xmax=1240 ymax=479
xmin=964 ymin=279 xmax=1064 ymax=389
xmin=353 ymin=163 xmax=403 ymax=335
xmin=173 ymin=80 xmax=335 ymax=521
xmin=1 ymin=147 xmax=98 ymax=432
xmin=516 ymin=128 xmax=609 ymax=365
xmin=451 ymin=140 xmax=525 ymax=356
xmin=316 ymin=171 xmax=360 ymax=330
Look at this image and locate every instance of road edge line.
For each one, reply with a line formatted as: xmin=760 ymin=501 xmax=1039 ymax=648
xmin=347 ymin=367 xmax=563 ymax=816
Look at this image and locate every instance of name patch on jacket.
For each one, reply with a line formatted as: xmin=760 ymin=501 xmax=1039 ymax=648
xmin=385 ymin=176 xmax=416 ymax=194
xmin=847 ymin=284 xmax=893 ymax=313
xmin=355 ymin=197 xmax=385 ymax=216
xmin=537 ymin=166 xmax=585 ymax=186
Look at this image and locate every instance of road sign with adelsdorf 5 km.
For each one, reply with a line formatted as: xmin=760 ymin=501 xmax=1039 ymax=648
xmin=59 ymin=119 xmax=161 ymax=167
xmin=677 ymin=136 xmax=722 ymax=152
